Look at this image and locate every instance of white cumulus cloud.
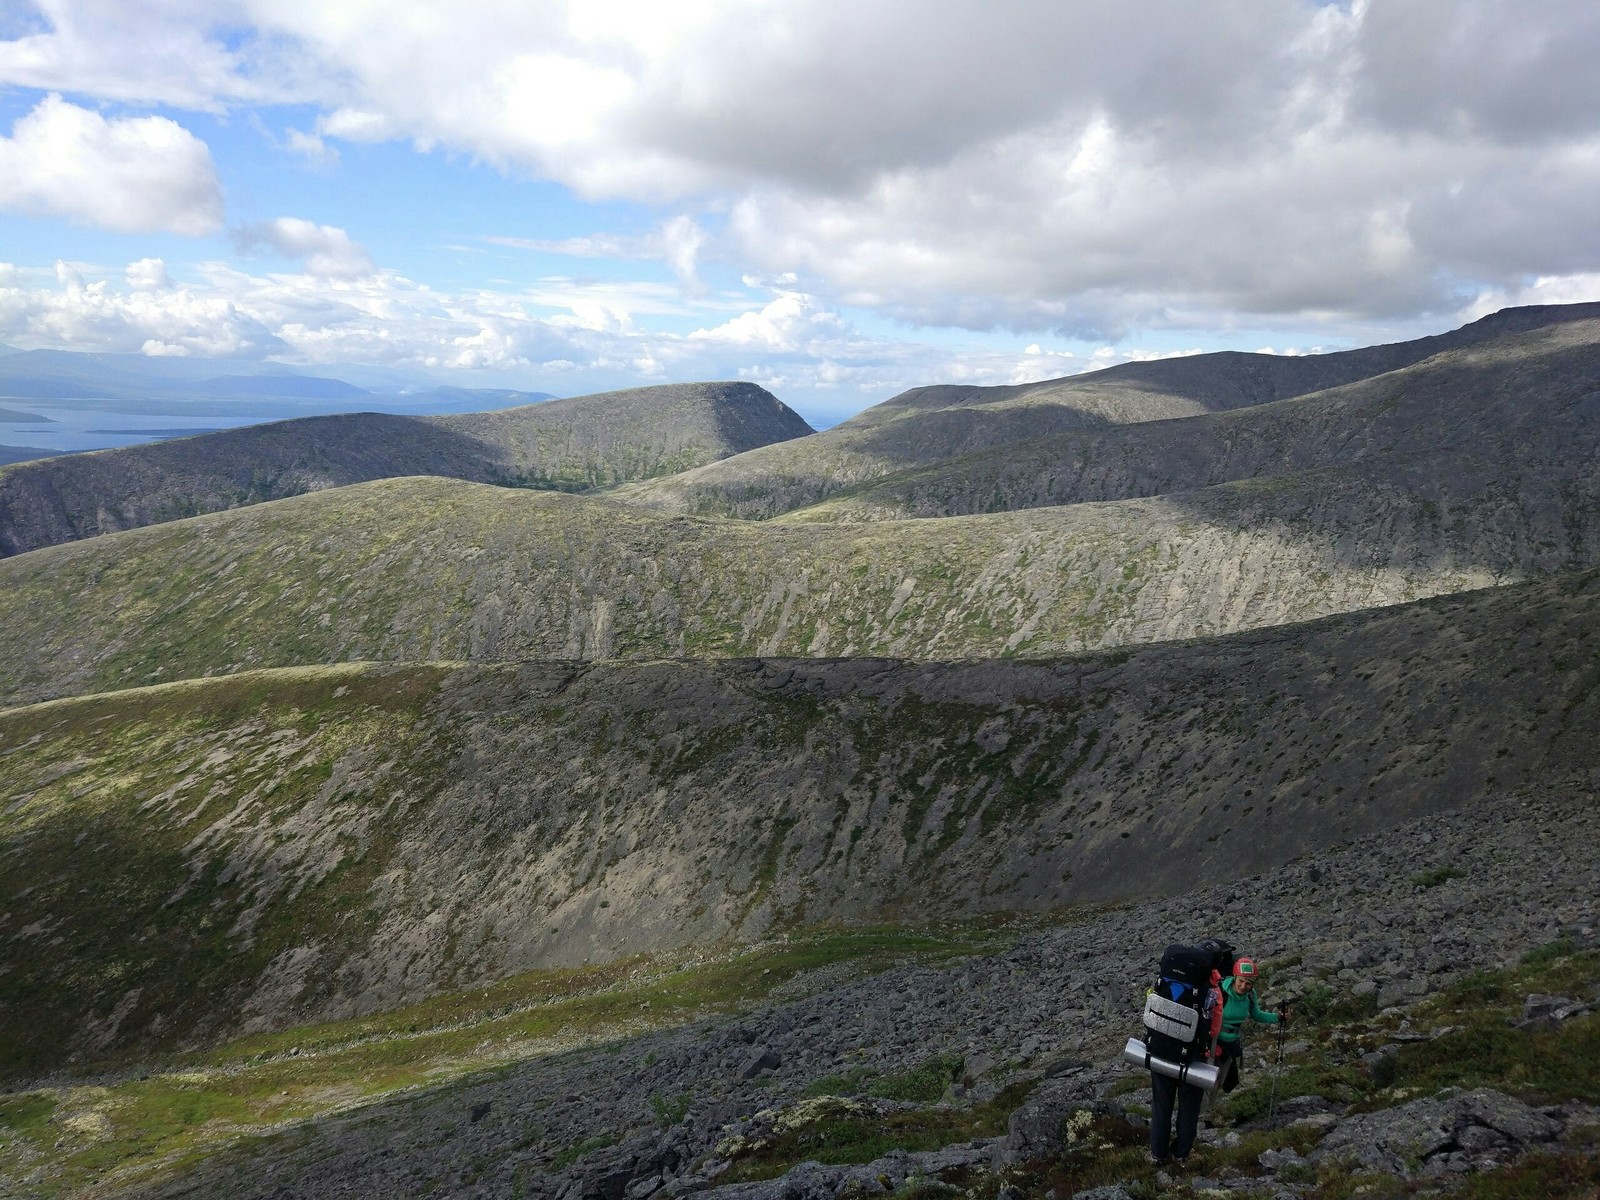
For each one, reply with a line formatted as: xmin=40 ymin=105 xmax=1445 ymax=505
xmin=0 ymin=94 xmax=223 ymax=235
xmin=125 ymin=257 xmax=171 ymax=290
xmin=6 ymin=3 xmax=1600 ymax=336
xmin=234 ymin=217 xmax=377 ymax=279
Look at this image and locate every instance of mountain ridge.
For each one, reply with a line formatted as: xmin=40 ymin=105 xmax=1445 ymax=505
xmin=613 ymin=303 xmax=1600 ymax=520
xmin=0 ymin=380 xmax=812 ymax=558
xmin=2 ymin=565 xmax=1595 ymax=1077
xmin=6 ymin=421 xmax=1598 ymax=706
xmin=775 ymin=316 xmax=1600 ymax=522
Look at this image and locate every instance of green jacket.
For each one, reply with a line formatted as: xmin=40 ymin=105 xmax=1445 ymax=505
xmin=1219 ymin=976 xmax=1280 ymax=1043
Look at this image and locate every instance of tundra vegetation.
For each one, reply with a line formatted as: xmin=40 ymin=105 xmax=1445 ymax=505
xmin=1 ymin=305 xmax=1598 ymax=1198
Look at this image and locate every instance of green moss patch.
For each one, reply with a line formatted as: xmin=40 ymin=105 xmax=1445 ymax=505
xmin=717 ymin=1082 xmax=1035 ymax=1185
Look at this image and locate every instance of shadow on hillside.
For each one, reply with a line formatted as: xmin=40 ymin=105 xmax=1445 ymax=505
xmin=825 ymin=330 xmax=1600 ymax=580
xmin=852 ymin=306 xmax=1600 ymax=474
xmin=852 ymin=403 xmax=1115 ymax=466
xmin=0 ymin=412 xmax=509 ymax=558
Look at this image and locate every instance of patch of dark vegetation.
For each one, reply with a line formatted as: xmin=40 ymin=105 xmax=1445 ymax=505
xmin=865 ymin=1053 xmax=965 ymax=1103
xmin=550 ymin=1132 xmax=616 ymax=1171
xmin=717 ymin=1082 xmax=1036 ymax=1184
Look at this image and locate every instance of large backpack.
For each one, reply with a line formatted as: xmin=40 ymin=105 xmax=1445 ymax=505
xmin=1143 ymin=943 xmax=1212 ymax=1063
xmin=1198 ymin=937 xmax=1238 ymax=979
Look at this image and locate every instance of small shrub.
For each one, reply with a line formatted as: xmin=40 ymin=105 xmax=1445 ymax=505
xmin=1387 ymin=1013 xmax=1600 ymax=1103
xmin=866 ymin=1052 xmax=964 ymax=1102
xmin=1450 ymin=1149 xmax=1600 ymax=1199
xmin=1409 ymin=864 xmax=1467 ymax=888
xmin=802 ymin=1069 xmax=871 ymax=1098
xmin=1295 ymin=982 xmax=1337 ymax=1023
xmin=551 ymin=1133 xmax=615 ymax=1171
xmin=648 ymin=1092 xmax=690 ymax=1127
xmin=1520 ymin=938 xmax=1577 ymax=967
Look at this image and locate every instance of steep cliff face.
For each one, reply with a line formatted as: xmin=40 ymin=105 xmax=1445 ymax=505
xmin=3 ymin=568 xmax=1596 ymax=1072
xmin=0 ymin=381 xmax=812 ymax=558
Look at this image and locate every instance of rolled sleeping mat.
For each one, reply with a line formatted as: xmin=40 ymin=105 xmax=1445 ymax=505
xmin=1122 ymin=1037 xmax=1220 ymax=1090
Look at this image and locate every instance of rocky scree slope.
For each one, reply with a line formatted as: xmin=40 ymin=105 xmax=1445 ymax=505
xmin=778 ymin=317 xmax=1600 ymax=524
xmin=2 ymin=568 xmax=1596 ymax=1076
xmin=111 ymin=782 xmax=1600 ymax=1200
xmin=0 ymin=381 xmax=811 ymax=558
xmin=7 ymin=438 xmax=1600 ymax=705
xmin=610 ymin=303 xmax=1600 ymax=520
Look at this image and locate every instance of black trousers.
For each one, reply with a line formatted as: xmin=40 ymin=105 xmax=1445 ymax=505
xmin=1149 ymin=1070 xmax=1204 ymax=1161
xmin=1217 ymin=1039 xmax=1244 ymax=1093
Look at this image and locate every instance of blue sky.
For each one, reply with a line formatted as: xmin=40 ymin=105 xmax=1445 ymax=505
xmin=2 ymin=1 xmax=1599 ymax=427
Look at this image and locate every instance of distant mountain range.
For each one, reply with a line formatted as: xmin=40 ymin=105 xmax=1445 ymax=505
xmin=614 ymin=302 xmax=1600 ymax=518
xmin=5 ymin=306 xmax=1596 ymax=703
xmin=0 ymin=347 xmax=554 ymax=406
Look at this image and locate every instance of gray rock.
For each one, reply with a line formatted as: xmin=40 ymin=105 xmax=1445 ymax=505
xmin=1311 ymin=1088 xmax=1561 ymax=1177
xmin=1257 ymin=1148 xmax=1307 ymax=1172
xmin=737 ymin=1048 xmax=782 ymax=1081
xmin=1513 ymin=994 xmax=1590 ymax=1031
xmin=994 ymin=1075 xmax=1100 ymax=1167
xmin=962 ymin=1053 xmax=996 ymax=1083
xmin=1359 ymin=1042 xmax=1402 ymax=1077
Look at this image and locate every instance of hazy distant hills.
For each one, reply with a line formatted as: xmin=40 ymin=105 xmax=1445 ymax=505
xmin=0 ymin=381 xmax=812 ymax=557
xmin=2 ymin=567 xmax=1594 ymax=1071
xmin=0 ymin=348 xmax=539 ymax=405
xmin=614 ymin=302 xmax=1600 ymax=519
xmin=0 ymin=349 xmax=360 ymax=401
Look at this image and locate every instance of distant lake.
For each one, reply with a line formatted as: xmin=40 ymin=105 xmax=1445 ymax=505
xmin=87 ymin=428 xmax=227 ymax=438
xmin=0 ymin=403 xmax=291 ymax=453
xmin=0 ymin=394 xmax=526 ymax=454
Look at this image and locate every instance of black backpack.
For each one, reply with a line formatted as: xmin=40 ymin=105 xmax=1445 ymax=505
xmin=1143 ymin=943 xmax=1212 ymax=1063
xmin=1199 ymin=937 xmax=1237 ymax=979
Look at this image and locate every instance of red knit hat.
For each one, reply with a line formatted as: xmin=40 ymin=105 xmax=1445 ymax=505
xmin=1234 ymin=956 xmax=1258 ymax=977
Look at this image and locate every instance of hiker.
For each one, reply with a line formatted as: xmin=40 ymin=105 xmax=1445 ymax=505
xmin=1142 ymin=944 xmax=1224 ymax=1164
xmin=1215 ymin=956 xmax=1286 ymax=1093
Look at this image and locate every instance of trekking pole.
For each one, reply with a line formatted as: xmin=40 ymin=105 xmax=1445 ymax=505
xmin=1266 ymin=1007 xmax=1289 ymax=1130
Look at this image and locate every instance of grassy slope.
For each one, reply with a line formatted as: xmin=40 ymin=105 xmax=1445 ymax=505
xmin=0 ymin=925 xmax=1016 ymax=1199
xmin=5 ymin=443 xmax=1599 ymax=705
xmin=610 ymin=306 xmax=1600 ymax=521
xmin=2 ymin=569 xmax=1596 ymax=1081
xmin=0 ymin=381 xmax=812 ymax=558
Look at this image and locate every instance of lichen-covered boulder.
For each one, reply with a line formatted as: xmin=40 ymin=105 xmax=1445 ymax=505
xmin=1310 ymin=1088 xmax=1560 ymax=1177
